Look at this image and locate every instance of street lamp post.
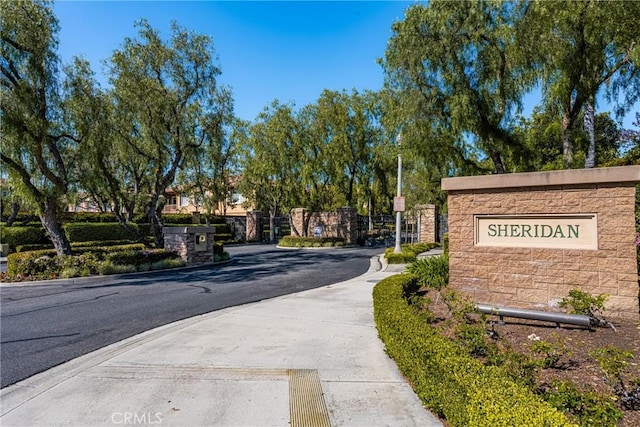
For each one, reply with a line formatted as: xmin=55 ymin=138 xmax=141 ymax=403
xmin=393 ymin=133 xmax=403 ymax=254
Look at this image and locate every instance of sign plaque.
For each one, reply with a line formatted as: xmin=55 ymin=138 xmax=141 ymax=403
xmin=393 ymin=197 xmax=405 ymax=212
xmin=474 ymin=214 xmax=598 ymax=250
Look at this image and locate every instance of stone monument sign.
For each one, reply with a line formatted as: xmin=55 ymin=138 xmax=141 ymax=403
xmin=442 ymin=166 xmax=640 ymax=319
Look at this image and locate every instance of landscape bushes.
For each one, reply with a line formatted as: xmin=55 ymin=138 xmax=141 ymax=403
xmin=1 ymin=226 xmax=49 ymax=247
xmin=278 ymin=236 xmax=346 ymax=247
xmin=5 ymin=245 xmax=181 ymax=281
xmin=63 ymin=222 xmax=141 ymax=243
xmin=384 ymin=242 xmax=440 ymax=264
xmin=372 ymin=274 xmax=572 ymax=426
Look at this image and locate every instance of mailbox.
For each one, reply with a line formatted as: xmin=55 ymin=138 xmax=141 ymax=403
xmin=195 ymin=234 xmax=207 ymax=251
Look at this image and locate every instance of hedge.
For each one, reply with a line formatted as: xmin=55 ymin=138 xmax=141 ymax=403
xmin=105 ymin=248 xmax=179 ymax=266
xmin=372 ymin=274 xmax=573 ymax=427
xmin=1 ymin=226 xmax=49 ymax=247
xmin=63 ymin=223 xmax=140 ymax=243
xmin=59 ymin=212 xmax=119 ymax=223
xmin=5 ymin=245 xmax=178 ymax=280
xmin=278 ymin=236 xmax=346 ymax=247
xmin=384 ymin=242 xmax=440 ymax=264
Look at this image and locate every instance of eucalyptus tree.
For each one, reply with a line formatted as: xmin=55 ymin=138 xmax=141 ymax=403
xmin=524 ymin=0 xmax=640 ymax=167
xmin=67 ymin=65 xmax=151 ymax=227
xmin=176 ymin=87 xmax=237 ymax=223
xmin=0 ymin=0 xmax=79 ymax=255
xmin=237 ymin=101 xmax=302 ymax=242
xmin=108 ymin=20 xmax=224 ymax=247
xmin=312 ymin=89 xmax=383 ymax=210
xmin=381 ymin=0 xmax=535 ymax=174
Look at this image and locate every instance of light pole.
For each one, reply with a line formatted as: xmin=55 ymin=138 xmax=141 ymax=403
xmin=393 ymin=132 xmax=403 ymax=254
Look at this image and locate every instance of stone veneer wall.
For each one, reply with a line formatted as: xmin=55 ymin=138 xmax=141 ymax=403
xmin=246 ymin=211 xmax=263 ymax=242
xmin=415 ymin=204 xmax=437 ymax=244
xmin=163 ymin=227 xmax=216 ymax=265
xmin=442 ymin=166 xmax=640 ymax=319
xmin=290 ymin=207 xmax=358 ymax=243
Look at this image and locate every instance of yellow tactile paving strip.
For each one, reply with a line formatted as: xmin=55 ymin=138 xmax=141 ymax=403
xmin=288 ymin=369 xmax=331 ymax=427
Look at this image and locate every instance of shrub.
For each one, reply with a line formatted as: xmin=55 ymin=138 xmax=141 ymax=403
xmin=373 ymin=274 xmax=571 ymax=426
xmin=15 ymin=243 xmax=54 ymax=252
xmin=59 ymin=212 xmax=118 ymax=223
xmin=105 ymin=248 xmax=179 ymax=266
xmin=540 ymin=380 xmax=622 ymax=427
xmin=1 ymin=226 xmax=49 ymax=248
xmin=213 ymin=242 xmax=224 ymax=256
xmin=98 ymin=261 xmax=137 ymax=275
xmin=278 ymin=236 xmax=346 ymax=247
xmin=71 ymin=240 xmax=138 ymax=248
xmin=160 ymin=214 xmax=194 ymax=224
xmin=149 ymin=258 xmax=187 ymax=270
xmin=559 ymin=289 xmax=608 ymax=318
xmin=407 ymin=254 xmax=449 ymax=290
xmin=385 ymin=251 xmax=417 ymax=264
xmin=63 ymin=223 xmax=140 ymax=243
xmin=443 ymin=232 xmax=449 ymax=255
xmin=6 ymin=250 xmax=59 ymax=278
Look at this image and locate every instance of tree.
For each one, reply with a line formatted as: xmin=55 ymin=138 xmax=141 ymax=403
xmin=312 ymin=89 xmax=383 ymax=209
xmin=176 ymin=87 xmax=237 ymax=223
xmin=525 ymin=0 xmax=640 ymax=167
xmin=68 ymin=67 xmax=151 ymax=228
xmin=108 ymin=20 xmax=224 ymax=247
xmin=237 ymin=101 xmax=302 ymax=242
xmin=1 ymin=0 xmax=77 ymax=256
xmin=381 ymin=1 xmax=535 ymax=175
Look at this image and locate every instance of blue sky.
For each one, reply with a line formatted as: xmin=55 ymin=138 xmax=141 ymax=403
xmin=53 ymin=0 xmax=637 ymax=129
xmin=54 ymin=1 xmax=413 ymax=123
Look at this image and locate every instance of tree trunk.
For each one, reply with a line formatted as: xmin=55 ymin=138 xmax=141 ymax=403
xmin=289 ymin=212 xmax=301 ymax=237
xmin=6 ymin=201 xmax=20 ymax=226
xmin=302 ymin=211 xmax=312 ymax=238
xmin=39 ymin=199 xmax=72 ymax=256
xmin=584 ymin=101 xmax=596 ymax=168
xmin=562 ymin=112 xmax=574 ymax=167
xmin=269 ymin=210 xmax=276 ymax=243
xmin=147 ymin=195 xmax=164 ymax=248
xmin=488 ymin=147 xmax=506 ymax=174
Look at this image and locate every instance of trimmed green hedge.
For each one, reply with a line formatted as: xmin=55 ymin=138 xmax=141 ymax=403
xmin=278 ymin=236 xmax=346 ymax=247
xmin=63 ymin=223 xmax=140 ymax=242
xmin=5 ymin=245 xmax=180 ymax=280
xmin=59 ymin=212 xmax=119 ymax=223
xmin=105 ymin=248 xmax=179 ymax=266
xmin=384 ymin=242 xmax=440 ymax=264
xmin=1 ymin=226 xmax=49 ymax=247
xmin=372 ymin=274 xmax=573 ymax=426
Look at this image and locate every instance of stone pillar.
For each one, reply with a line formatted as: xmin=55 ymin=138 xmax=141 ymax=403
xmin=246 ymin=211 xmax=263 ymax=242
xmin=336 ymin=207 xmax=358 ymax=243
xmin=290 ymin=208 xmax=306 ymax=237
xmin=163 ymin=226 xmax=216 ymax=266
xmin=415 ymin=204 xmax=437 ymax=244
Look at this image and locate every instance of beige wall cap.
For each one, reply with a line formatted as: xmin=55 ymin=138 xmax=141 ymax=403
xmin=441 ymin=165 xmax=640 ymax=191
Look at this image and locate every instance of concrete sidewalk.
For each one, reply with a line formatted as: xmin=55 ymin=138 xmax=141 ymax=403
xmin=0 ymin=254 xmax=442 ymax=427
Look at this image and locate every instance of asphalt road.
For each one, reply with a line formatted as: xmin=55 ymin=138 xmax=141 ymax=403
xmin=0 ymin=245 xmax=383 ymax=388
